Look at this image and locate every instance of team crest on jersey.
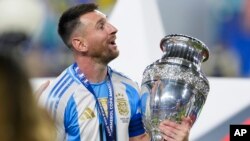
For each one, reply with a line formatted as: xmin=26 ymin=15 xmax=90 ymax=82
xmin=116 ymin=93 xmax=129 ymax=116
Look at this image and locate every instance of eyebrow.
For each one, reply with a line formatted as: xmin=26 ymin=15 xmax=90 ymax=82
xmin=95 ymin=16 xmax=107 ymax=28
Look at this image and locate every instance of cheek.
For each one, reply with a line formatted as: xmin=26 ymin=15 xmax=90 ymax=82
xmin=88 ymin=35 xmax=107 ymax=46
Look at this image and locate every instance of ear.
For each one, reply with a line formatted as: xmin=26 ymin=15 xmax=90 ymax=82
xmin=71 ymin=37 xmax=88 ymax=52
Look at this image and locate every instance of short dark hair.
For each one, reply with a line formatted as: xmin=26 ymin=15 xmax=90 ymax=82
xmin=58 ymin=3 xmax=98 ymax=48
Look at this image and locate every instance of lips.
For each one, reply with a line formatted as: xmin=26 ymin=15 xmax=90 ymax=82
xmin=109 ymin=37 xmax=117 ymax=47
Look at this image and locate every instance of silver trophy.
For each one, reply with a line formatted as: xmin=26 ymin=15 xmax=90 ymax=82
xmin=140 ymin=34 xmax=210 ymax=141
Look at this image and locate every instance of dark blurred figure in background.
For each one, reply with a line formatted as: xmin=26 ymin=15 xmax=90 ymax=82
xmin=0 ymin=54 xmax=56 ymax=141
xmin=0 ymin=32 xmax=29 ymax=60
xmin=216 ymin=0 xmax=250 ymax=77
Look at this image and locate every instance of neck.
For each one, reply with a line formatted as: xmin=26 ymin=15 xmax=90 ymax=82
xmin=75 ymin=58 xmax=108 ymax=83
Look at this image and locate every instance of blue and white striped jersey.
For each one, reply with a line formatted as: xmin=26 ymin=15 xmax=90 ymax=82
xmin=38 ymin=64 xmax=145 ymax=141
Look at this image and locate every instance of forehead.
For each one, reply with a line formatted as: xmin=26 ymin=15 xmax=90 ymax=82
xmin=79 ymin=10 xmax=106 ymax=25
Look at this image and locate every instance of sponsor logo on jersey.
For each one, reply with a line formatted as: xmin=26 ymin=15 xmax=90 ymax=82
xmin=80 ymin=107 xmax=95 ymax=121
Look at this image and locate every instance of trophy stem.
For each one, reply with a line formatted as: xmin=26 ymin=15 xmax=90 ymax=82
xmin=151 ymin=130 xmax=162 ymax=141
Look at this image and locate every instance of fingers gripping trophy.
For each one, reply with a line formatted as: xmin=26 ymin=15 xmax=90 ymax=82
xmin=140 ymin=34 xmax=210 ymax=141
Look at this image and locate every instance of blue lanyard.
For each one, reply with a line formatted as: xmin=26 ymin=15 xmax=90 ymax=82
xmin=73 ymin=63 xmax=116 ymax=141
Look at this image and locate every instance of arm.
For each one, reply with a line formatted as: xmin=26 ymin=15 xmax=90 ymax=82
xmin=129 ymin=133 xmax=150 ymax=141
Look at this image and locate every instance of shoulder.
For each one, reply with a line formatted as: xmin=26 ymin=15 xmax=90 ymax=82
xmin=111 ymin=69 xmax=130 ymax=80
xmin=50 ymin=64 xmax=81 ymax=86
xmin=111 ymin=68 xmax=139 ymax=90
xmin=39 ymin=65 xmax=80 ymax=104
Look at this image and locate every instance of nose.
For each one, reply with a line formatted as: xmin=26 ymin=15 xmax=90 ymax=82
xmin=107 ymin=23 xmax=118 ymax=35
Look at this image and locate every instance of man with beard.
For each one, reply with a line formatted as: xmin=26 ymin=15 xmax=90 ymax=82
xmin=38 ymin=3 xmax=192 ymax=141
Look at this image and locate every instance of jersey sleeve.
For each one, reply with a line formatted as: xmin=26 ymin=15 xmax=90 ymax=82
xmin=124 ymin=83 xmax=145 ymax=137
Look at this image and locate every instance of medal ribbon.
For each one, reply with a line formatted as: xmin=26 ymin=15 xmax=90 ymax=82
xmin=73 ymin=63 xmax=116 ymax=141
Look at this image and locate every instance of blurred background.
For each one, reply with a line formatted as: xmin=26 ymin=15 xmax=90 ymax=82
xmin=0 ymin=0 xmax=250 ymax=141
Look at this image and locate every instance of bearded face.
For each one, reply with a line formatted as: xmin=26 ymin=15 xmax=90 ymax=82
xmin=77 ymin=10 xmax=119 ymax=64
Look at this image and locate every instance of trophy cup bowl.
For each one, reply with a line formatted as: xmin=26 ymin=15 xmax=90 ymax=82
xmin=140 ymin=34 xmax=210 ymax=141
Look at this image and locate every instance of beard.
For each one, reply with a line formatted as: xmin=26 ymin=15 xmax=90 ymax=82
xmin=91 ymin=48 xmax=119 ymax=65
xmin=101 ymin=49 xmax=119 ymax=64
